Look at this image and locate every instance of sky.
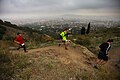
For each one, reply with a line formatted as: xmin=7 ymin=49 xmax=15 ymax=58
xmin=0 ymin=0 xmax=120 ymax=20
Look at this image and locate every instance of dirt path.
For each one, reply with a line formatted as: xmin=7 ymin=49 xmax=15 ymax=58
xmin=11 ymin=45 xmax=96 ymax=69
xmin=27 ymin=46 xmax=84 ymax=63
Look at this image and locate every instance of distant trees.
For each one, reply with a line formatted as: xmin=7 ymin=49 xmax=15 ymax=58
xmin=0 ymin=19 xmax=3 ymax=24
xmin=81 ymin=27 xmax=86 ymax=35
xmin=81 ymin=22 xmax=91 ymax=35
xmin=86 ymin=22 xmax=91 ymax=34
xmin=0 ymin=25 xmax=6 ymax=40
xmin=4 ymin=21 xmax=12 ymax=26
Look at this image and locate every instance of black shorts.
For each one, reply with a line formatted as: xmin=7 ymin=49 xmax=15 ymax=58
xmin=98 ymin=51 xmax=108 ymax=61
xmin=59 ymin=35 xmax=62 ymax=40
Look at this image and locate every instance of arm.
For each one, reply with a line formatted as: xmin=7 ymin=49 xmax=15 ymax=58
xmin=14 ymin=40 xmax=20 ymax=44
xmin=14 ymin=37 xmax=20 ymax=44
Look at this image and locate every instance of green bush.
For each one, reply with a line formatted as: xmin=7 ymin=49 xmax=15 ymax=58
xmin=0 ymin=25 xmax=6 ymax=31
xmin=0 ymin=28 xmax=5 ymax=34
xmin=86 ymin=22 xmax=91 ymax=34
xmin=4 ymin=36 xmax=14 ymax=41
xmin=76 ymin=39 xmax=91 ymax=46
xmin=0 ymin=34 xmax=4 ymax=40
xmin=0 ymin=26 xmax=6 ymax=40
xmin=81 ymin=27 xmax=86 ymax=35
xmin=76 ymin=36 xmax=91 ymax=46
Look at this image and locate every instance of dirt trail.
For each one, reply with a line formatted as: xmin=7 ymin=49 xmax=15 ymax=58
xmin=27 ymin=46 xmax=88 ymax=64
xmin=11 ymin=45 xmax=96 ymax=70
xmin=9 ymin=45 xmax=120 ymax=80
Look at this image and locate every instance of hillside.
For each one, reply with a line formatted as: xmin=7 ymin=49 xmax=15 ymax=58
xmin=0 ymin=19 xmax=53 ymax=49
xmin=0 ymin=44 xmax=119 ymax=80
xmin=0 ymin=19 xmax=120 ymax=80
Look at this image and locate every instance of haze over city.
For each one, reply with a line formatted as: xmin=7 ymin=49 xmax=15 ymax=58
xmin=0 ymin=0 xmax=120 ymax=24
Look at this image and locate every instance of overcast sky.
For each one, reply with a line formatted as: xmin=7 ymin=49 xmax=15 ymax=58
xmin=0 ymin=0 xmax=120 ymax=20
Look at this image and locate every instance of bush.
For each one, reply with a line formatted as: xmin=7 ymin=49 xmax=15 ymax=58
xmin=86 ymin=22 xmax=90 ymax=34
xmin=0 ymin=19 xmax=3 ymax=24
xmin=81 ymin=27 xmax=86 ymax=35
xmin=4 ymin=36 xmax=14 ymax=41
xmin=0 ymin=25 xmax=6 ymax=31
xmin=4 ymin=21 xmax=12 ymax=27
xmin=76 ymin=39 xmax=91 ymax=46
xmin=0 ymin=34 xmax=4 ymax=40
xmin=76 ymin=36 xmax=91 ymax=46
xmin=0 ymin=28 xmax=5 ymax=34
xmin=0 ymin=26 xmax=6 ymax=40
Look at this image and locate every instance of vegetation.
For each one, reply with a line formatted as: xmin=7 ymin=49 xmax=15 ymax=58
xmin=0 ymin=40 xmax=119 ymax=80
xmin=86 ymin=22 xmax=90 ymax=34
xmin=0 ymin=20 xmax=54 ymax=49
xmin=0 ymin=25 xmax=6 ymax=40
xmin=81 ymin=27 xmax=86 ymax=35
xmin=0 ymin=19 xmax=120 ymax=80
xmin=72 ymin=27 xmax=120 ymax=55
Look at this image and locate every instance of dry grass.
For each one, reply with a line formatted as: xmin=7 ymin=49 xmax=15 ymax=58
xmin=0 ymin=42 xmax=119 ymax=80
xmin=0 ymin=27 xmax=120 ymax=80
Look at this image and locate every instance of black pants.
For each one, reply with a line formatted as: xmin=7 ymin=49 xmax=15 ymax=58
xmin=17 ymin=44 xmax=27 ymax=52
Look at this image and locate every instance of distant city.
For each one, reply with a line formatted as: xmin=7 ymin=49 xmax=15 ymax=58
xmin=10 ymin=15 xmax=118 ymax=38
xmin=1 ymin=15 xmax=120 ymax=38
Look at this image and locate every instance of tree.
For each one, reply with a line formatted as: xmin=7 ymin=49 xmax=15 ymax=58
xmin=0 ymin=26 xmax=6 ymax=40
xmin=0 ymin=29 xmax=4 ymax=40
xmin=4 ymin=21 xmax=13 ymax=27
xmin=81 ymin=27 xmax=86 ymax=35
xmin=0 ymin=19 xmax=3 ymax=24
xmin=86 ymin=22 xmax=91 ymax=34
xmin=0 ymin=34 xmax=4 ymax=40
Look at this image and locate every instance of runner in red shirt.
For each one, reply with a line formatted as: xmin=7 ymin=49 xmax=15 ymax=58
xmin=14 ymin=32 xmax=27 ymax=52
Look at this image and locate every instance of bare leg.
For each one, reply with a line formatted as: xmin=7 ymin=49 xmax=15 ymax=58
xmin=101 ymin=61 xmax=107 ymax=65
xmin=64 ymin=41 xmax=68 ymax=50
xmin=94 ymin=59 xmax=103 ymax=69
xmin=96 ymin=59 xmax=103 ymax=65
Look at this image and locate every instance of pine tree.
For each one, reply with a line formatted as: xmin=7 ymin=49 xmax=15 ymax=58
xmin=81 ymin=27 xmax=86 ymax=35
xmin=86 ymin=22 xmax=91 ymax=34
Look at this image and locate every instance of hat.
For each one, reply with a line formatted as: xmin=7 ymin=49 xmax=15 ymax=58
xmin=17 ymin=32 xmax=21 ymax=35
xmin=107 ymin=39 xmax=113 ymax=42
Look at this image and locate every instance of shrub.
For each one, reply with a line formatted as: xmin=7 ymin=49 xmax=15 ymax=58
xmin=0 ymin=28 xmax=5 ymax=34
xmin=0 ymin=19 xmax=3 ymax=24
xmin=81 ymin=27 xmax=86 ymax=35
xmin=86 ymin=22 xmax=91 ymax=34
xmin=0 ymin=25 xmax=6 ymax=31
xmin=0 ymin=34 xmax=4 ymax=40
xmin=76 ymin=36 xmax=91 ymax=46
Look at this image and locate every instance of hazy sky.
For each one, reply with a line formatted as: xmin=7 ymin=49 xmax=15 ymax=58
xmin=0 ymin=0 xmax=120 ymax=20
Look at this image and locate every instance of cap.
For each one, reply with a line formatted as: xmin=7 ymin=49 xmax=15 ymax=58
xmin=17 ymin=32 xmax=21 ymax=35
xmin=107 ymin=39 xmax=113 ymax=42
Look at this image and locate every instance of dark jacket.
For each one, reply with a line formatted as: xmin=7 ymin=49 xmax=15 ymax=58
xmin=99 ymin=42 xmax=111 ymax=55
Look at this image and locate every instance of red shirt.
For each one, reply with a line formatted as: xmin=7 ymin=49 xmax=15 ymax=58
xmin=15 ymin=35 xmax=24 ymax=44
